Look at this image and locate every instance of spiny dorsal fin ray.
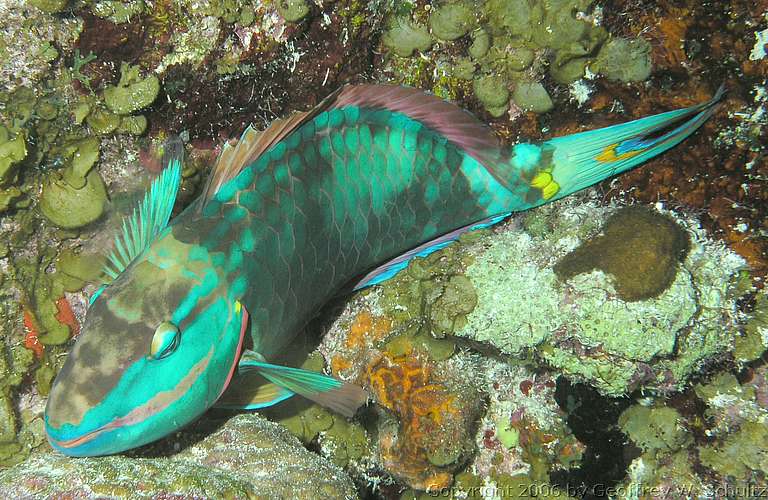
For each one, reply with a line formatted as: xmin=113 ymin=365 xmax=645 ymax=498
xmin=103 ymin=156 xmax=182 ymax=281
xmin=198 ymin=87 xmax=347 ymax=208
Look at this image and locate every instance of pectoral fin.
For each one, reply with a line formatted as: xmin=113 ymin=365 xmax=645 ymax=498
xmin=215 ymin=370 xmax=295 ymax=410
xmin=238 ymin=350 xmax=368 ymax=418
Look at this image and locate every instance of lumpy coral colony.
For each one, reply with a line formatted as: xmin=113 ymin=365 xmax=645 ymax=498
xmin=0 ymin=0 xmax=766 ymax=498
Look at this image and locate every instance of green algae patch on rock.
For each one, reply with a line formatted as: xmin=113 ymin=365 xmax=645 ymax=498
xmin=382 ymin=16 xmax=433 ymax=57
xmin=512 ymin=81 xmax=554 ymax=113
xmin=472 ymin=74 xmax=509 ymax=117
xmin=0 ymin=413 xmax=357 ymax=499
xmin=103 ymin=63 xmax=160 ymax=115
xmin=27 ymin=0 xmax=69 ymax=13
xmin=698 ymin=421 xmax=768 ymax=481
xmin=734 ymin=290 xmax=768 ymax=363
xmin=591 ymin=37 xmax=653 ymax=83
xmin=39 ymin=169 xmax=108 ymax=229
xmin=0 ymin=128 xmax=27 ymax=186
xmin=0 ymin=188 xmax=22 ymax=213
xmin=116 ymin=114 xmax=148 ymax=135
xmin=555 ymin=206 xmax=690 ymax=302
xmin=91 ymin=0 xmax=146 ymax=24
xmin=485 ymin=0 xmax=543 ymax=39
xmin=429 ymin=2 xmax=476 ymax=41
xmin=619 ymin=405 xmax=689 ymax=454
xmin=56 ymin=248 xmax=105 ymax=292
xmin=276 ymin=0 xmax=310 ymax=23
xmin=61 ymin=137 xmax=100 ymax=189
xmin=86 ymin=106 xmax=121 ymax=135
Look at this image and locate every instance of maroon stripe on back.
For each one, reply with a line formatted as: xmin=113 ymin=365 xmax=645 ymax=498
xmin=332 ymin=84 xmax=502 ymax=167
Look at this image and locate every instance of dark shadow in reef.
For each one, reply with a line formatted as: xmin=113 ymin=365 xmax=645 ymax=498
xmin=550 ymin=378 xmax=636 ymax=499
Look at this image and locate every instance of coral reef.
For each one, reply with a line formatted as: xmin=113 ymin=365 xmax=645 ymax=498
xmin=615 ymin=360 xmax=768 ymax=498
xmin=320 ymin=287 xmax=484 ymax=490
xmin=0 ymin=0 xmax=765 ymax=497
xmin=0 ymin=413 xmax=358 ymax=499
xmin=453 ymin=196 xmax=747 ymax=397
xmin=378 ymin=0 xmax=651 ymax=116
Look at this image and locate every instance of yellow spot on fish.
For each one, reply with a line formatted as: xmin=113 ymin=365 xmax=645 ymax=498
xmin=531 ymin=171 xmax=553 ymax=188
xmin=596 ymin=143 xmax=643 ymax=163
xmin=531 ymin=170 xmax=560 ymax=200
xmin=235 ymin=300 xmax=242 ymax=314
xmin=541 ymin=182 xmax=560 ymax=200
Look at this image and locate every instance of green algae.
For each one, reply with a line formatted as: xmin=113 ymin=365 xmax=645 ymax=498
xmin=591 ymin=37 xmax=653 ymax=83
xmin=91 ymin=0 xmax=146 ymax=24
xmin=699 ymin=421 xmax=768 ymax=481
xmin=86 ymin=106 xmax=122 ymax=135
xmin=0 ymin=127 xmax=26 ymax=186
xmin=103 ymin=62 xmax=160 ymax=115
xmin=734 ymin=290 xmax=768 ymax=363
xmin=28 ymin=0 xmax=69 ymax=13
xmin=429 ymin=2 xmax=475 ymax=41
xmin=485 ymin=0 xmax=542 ymax=38
xmin=555 ymin=207 xmax=690 ymax=302
xmin=61 ymin=137 xmax=100 ymax=189
xmin=0 ymin=127 xmax=26 ymax=213
xmin=117 ymin=115 xmax=148 ymax=135
xmin=382 ymin=0 xmax=631 ymax=114
xmin=383 ymin=16 xmax=433 ymax=57
xmin=512 ymin=81 xmax=554 ymax=113
xmin=468 ymin=28 xmax=491 ymax=59
xmin=276 ymin=0 xmax=310 ymax=23
xmin=39 ymin=169 xmax=108 ymax=229
xmin=56 ymin=248 xmax=105 ymax=292
xmin=619 ymin=405 xmax=689 ymax=454
xmin=472 ymin=74 xmax=509 ymax=117
xmin=0 ymin=342 xmax=37 ymax=467
xmin=378 ymin=244 xmax=479 ymax=352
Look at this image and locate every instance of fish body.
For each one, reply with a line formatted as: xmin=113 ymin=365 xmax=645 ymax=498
xmin=44 ymin=84 xmax=724 ymax=456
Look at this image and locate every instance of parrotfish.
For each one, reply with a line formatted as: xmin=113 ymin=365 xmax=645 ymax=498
xmin=45 ymin=84 xmax=724 ymax=456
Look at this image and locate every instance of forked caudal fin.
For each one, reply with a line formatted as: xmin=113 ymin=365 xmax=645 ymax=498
xmin=529 ymin=85 xmax=726 ymax=203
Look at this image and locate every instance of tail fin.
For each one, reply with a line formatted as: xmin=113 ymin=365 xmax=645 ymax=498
xmin=535 ymin=85 xmax=725 ymax=203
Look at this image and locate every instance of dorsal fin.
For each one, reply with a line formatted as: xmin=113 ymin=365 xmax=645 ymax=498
xmin=103 ymin=156 xmax=182 ymax=280
xmin=199 ymin=112 xmax=307 ymax=205
xmin=331 ymin=84 xmax=502 ymax=167
xmin=198 ymin=87 xmax=346 ymax=208
xmin=199 ymin=84 xmax=503 ymax=205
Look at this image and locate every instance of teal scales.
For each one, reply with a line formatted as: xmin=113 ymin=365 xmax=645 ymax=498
xmin=43 ymin=84 xmax=725 ymax=456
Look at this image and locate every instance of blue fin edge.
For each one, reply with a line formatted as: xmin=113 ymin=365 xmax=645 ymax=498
xmin=352 ymin=212 xmax=510 ymax=290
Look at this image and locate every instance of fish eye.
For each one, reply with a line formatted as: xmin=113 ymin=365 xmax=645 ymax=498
xmin=150 ymin=321 xmax=180 ymax=360
xmin=88 ymin=285 xmax=107 ymax=306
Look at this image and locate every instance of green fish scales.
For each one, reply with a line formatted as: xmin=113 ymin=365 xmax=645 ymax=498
xmin=176 ymin=105 xmax=529 ymax=358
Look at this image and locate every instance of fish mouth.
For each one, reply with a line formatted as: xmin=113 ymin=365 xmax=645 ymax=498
xmin=45 ymin=418 xmax=119 ymax=455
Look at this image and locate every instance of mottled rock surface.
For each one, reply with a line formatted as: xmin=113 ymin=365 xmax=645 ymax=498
xmin=0 ymin=413 xmax=358 ymax=499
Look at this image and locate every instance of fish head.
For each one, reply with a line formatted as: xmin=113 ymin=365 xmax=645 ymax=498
xmin=44 ymin=237 xmax=247 ymax=456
